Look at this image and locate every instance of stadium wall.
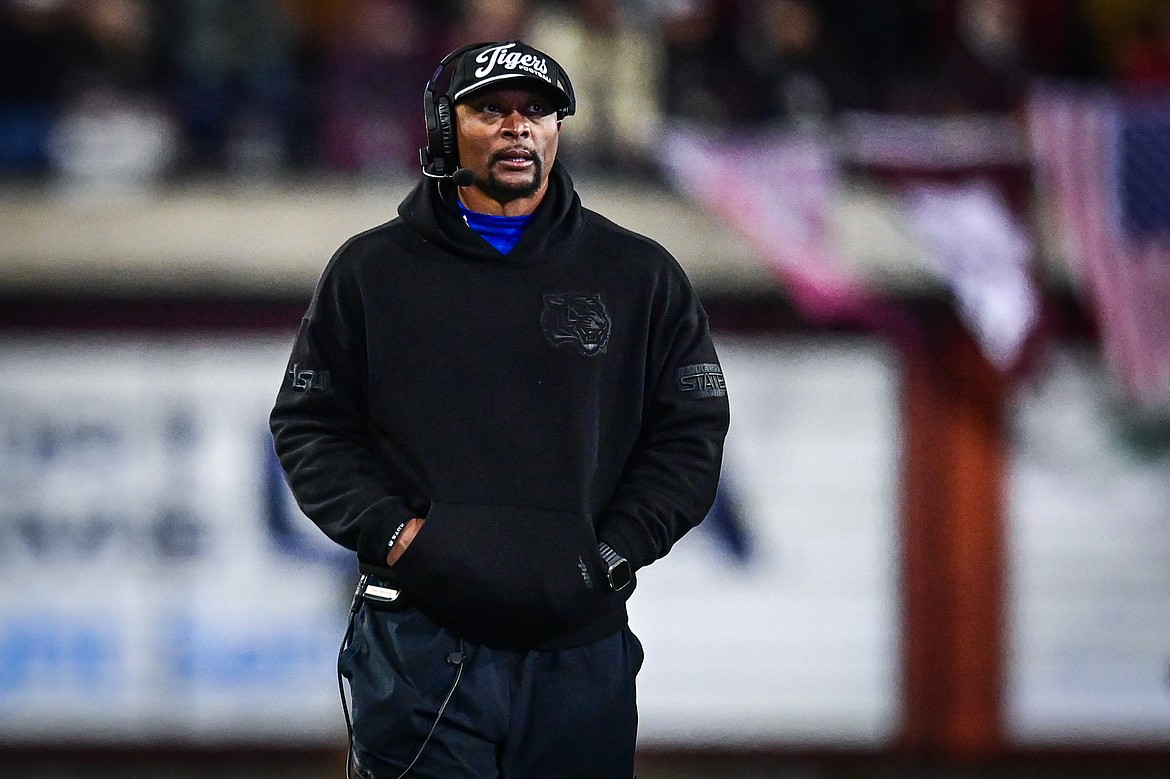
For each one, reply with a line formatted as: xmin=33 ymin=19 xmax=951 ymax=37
xmin=2 ymin=178 xmax=1169 ymax=776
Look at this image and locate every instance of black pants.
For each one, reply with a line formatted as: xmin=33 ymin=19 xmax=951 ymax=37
xmin=340 ymin=605 xmax=643 ymax=779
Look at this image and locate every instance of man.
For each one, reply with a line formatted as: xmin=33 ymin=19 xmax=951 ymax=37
xmin=270 ymin=40 xmax=729 ymax=779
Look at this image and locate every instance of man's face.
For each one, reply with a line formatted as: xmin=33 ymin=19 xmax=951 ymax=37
xmin=454 ymin=86 xmax=561 ymax=204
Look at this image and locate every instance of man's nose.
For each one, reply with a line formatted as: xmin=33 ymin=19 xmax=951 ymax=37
xmin=501 ymin=111 xmax=531 ymax=138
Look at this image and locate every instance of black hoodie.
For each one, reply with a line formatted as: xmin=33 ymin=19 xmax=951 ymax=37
xmin=270 ymin=163 xmax=729 ymax=649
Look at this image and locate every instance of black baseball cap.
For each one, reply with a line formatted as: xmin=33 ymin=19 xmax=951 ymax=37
xmin=446 ymin=41 xmax=575 ymax=116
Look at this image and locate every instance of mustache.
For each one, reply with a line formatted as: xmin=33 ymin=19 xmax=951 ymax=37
xmin=491 ymin=146 xmax=539 ymax=162
xmin=482 ymin=148 xmax=544 ymax=200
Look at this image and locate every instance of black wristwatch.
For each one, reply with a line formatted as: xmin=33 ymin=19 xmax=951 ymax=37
xmin=597 ymin=542 xmax=632 ymax=592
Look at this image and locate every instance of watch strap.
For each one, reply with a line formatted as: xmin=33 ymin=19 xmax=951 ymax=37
xmin=597 ymin=541 xmax=623 ymax=567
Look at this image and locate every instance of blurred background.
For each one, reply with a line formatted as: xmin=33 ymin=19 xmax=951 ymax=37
xmin=2 ymin=0 xmax=1170 ymax=777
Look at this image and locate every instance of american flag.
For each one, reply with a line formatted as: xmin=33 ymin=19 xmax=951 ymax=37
xmin=662 ymin=127 xmax=878 ymax=322
xmin=1028 ymin=88 xmax=1170 ymax=412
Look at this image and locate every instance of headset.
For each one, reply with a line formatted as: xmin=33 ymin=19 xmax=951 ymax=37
xmin=419 ymin=41 xmax=577 ymax=181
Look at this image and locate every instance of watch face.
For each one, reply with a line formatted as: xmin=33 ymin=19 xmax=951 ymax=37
xmin=610 ymin=560 xmax=632 ymax=591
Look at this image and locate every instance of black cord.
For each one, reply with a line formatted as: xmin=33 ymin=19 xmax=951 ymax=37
xmin=338 ymin=577 xmax=467 ymax=779
xmin=392 ymin=638 xmax=465 ymax=779
xmin=340 ymin=576 xmax=365 ymax=779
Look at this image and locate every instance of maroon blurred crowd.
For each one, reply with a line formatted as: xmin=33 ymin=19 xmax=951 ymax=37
xmin=3 ymin=0 xmax=1170 ymax=181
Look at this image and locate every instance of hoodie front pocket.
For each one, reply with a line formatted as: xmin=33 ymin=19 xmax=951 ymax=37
xmin=390 ymin=502 xmax=611 ymax=647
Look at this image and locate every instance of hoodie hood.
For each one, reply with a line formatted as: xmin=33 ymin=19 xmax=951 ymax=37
xmin=397 ymin=161 xmax=585 ymax=267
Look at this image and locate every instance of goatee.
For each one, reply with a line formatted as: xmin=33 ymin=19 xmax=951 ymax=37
xmin=483 ymin=155 xmax=544 ymax=203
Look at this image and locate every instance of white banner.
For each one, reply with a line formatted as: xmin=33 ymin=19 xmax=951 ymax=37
xmin=631 ymin=335 xmax=903 ymax=747
xmin=0 ymin=334 xmax=904 ymax=747
xmin=1007 ymin=344 xmax=1170 ymax=744
xmin=0 ymin=335 xmax=349 ymax=745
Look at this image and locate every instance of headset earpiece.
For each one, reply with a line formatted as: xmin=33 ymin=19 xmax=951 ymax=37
xmin=436 ymin=96 xmax=455 ymax=159
xmin=421 ymin=86 xmax=452 ymax=176
xmin=421 ymin=42 xmax=489 ymax=178
xmin=423 ymin=93 xmax=456 ymax=175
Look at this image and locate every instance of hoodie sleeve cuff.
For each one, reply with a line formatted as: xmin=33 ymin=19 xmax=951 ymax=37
xmin=354 ymin=498 xmax=419 ymax=568
xmin=597 ymin=520 xmax=654 ymax=571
